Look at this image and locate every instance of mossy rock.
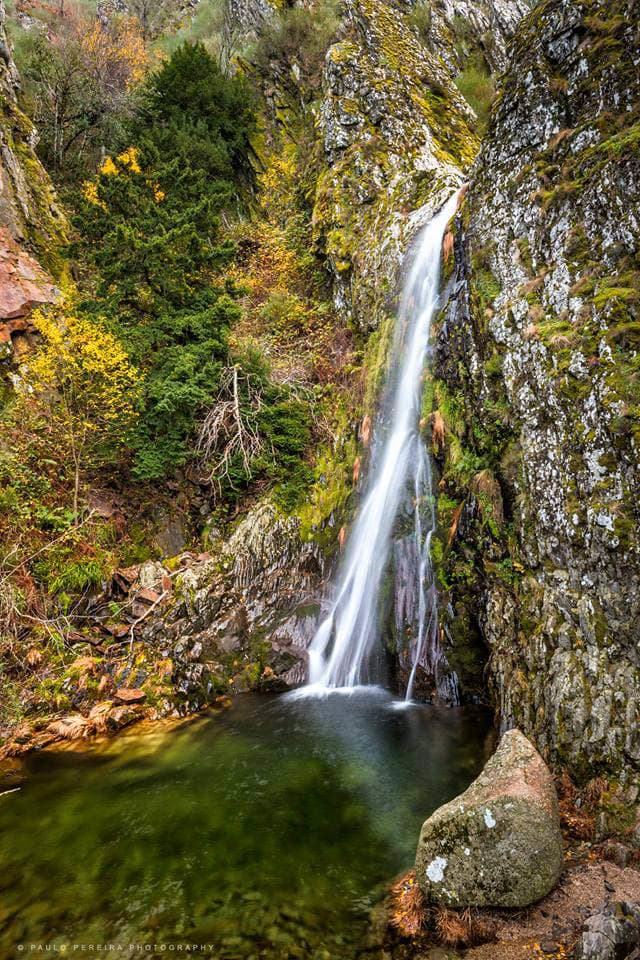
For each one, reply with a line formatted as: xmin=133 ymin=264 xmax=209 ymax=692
xmin=416 ymin=729 xmax=563 ymax=907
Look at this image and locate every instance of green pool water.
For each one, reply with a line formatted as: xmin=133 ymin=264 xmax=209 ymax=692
xmin=0 ymin=691 xmax=494 ymax=959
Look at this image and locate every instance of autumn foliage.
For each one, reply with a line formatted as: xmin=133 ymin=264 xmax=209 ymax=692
xmin=231 ymin=144 xmax=353 ymax=387
xmin=19 ymin=1 xmax=153 ymax=179
xmin=19 ymin=297 xmax=141 ymax=517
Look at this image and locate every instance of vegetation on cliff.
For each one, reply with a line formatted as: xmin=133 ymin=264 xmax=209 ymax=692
xmin=0 ymin=1 xmax=355 ymax=737
xmin=3 ymin=0 xmax=637 ymax=806
xmin=432 ymin=0 xmax=640 ymax=784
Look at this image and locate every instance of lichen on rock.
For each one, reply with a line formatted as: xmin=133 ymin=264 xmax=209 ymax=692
xmin=433 ymin=0 xmax=640 ymax=783
xmin=0 ymin=0 xmax=66 ymax=274
xmin=415 ymin=728 xmax=563 ymax=907
xmin=420 ymin=0 xmax=531 ymax=77
xmin=141 ymin=500 xmax=327 ymax=706
xmin=313 ymin=0 xmax=478 ymax=332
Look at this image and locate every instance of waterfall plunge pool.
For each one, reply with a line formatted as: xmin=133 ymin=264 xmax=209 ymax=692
xmin=0 ymin=692 xmax=493 ymax=958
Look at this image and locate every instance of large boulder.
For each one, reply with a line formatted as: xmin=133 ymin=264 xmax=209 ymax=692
xmin=415 ymin=729 xmax=562 ymax=907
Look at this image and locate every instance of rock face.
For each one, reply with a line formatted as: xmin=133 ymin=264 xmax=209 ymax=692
xmin=224 ymin=0 xmax=275 ymax=41
xmin=0 ymin=227 xmax=57 ymax=359
xmin=141 ymin=501 xmax=327 ymax=708
xmin=0 ymin=0 xmax=63 ymax=364
xmin=96 ymin=0 xmax=200 ymax=29
xmin=575 ymin=901 xmax=640 ymax=960
xmin=424 ymin=0 xmax=531 ymax=75
xmin=0 ymin=0 xmax=66 ymax=271
xmin=313 ymin=0 xmax=477 ymax=333
xmin=415 ymin=729 xmax=563 ymax=907
xmin=433 ymin=0 xmax=640 ymax=782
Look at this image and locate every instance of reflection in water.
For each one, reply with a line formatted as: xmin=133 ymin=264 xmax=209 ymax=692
xmin=0 ymin=693 xmax=493 ymax=957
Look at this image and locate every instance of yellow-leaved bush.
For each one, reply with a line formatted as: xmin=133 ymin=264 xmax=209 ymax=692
xmin=20 ymin=297 xmax=141 ymax=517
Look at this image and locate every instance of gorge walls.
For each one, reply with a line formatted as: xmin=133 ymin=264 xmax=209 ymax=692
xmin=434 ymin=0 xmax=640 ymax=782
xmin=0 ymin=1 xmax=64 ymax=350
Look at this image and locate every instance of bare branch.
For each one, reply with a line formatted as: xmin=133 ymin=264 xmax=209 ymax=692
xmin=196 ymin=366 xmax=265 ymax=494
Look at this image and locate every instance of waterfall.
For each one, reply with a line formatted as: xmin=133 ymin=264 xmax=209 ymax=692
xmin=303 ymin=192 xmax=460 ymax=698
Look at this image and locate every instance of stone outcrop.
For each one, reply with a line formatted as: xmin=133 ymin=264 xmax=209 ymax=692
xmin=433 ymin=0 xmax=640 ymax=782
xmin=311 ymin=0 xmax=533 ymax=327
xmin=575 ymin=901 xmax=640 ymax=960
xmin=0 ymin=227 xmax=57 ymax=359
xmin=224 ymin=0 xmax=275 ymax=42
xmin=313 ymin=0 xmax=478 ymax=333
xmin=0 ymin=498 xmax=328 ymax=755
xmin=415 ymin=728 xmax=563 ymax=907
xmin=96 ymin=0 xmax=200 ymax=29
xmin=0 ymin=0 xmax=66 ymax=271
xmin=140 ymin=501 xmax=327 ymax=708
xmin=0 ymin=0 xmax=63 ymax=365
xmin=424 ymin=0 xmax=531 ymax=75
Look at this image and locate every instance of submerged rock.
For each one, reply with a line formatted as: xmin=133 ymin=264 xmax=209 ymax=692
xmin=415 ymin=729 xmax=562 ymax=907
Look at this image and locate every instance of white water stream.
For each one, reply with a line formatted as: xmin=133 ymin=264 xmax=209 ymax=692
xmin=301 ymin=192 xmax=460 ymax=700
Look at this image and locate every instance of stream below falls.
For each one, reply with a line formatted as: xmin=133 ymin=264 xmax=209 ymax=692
xmin=0 ymin=692 xmax=493 ymax=958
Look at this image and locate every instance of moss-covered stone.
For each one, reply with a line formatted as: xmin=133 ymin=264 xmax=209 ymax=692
xmin=416 ymin=729 xmax=563 ymax=907
xmin=0 ymin=1 xmax=67 ymax=275
xmin=312 ymin=0 xmax=478 ymax=333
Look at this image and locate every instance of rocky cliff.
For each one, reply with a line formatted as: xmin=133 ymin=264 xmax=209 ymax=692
xmin=423 ymin=0 xmax=530 ymax=75
xmin=312 ymin=0 xmax=477 ymax=332
xmin=0 ymin=1 xmax=64 ymax=348
xmin=0 ymin=1 xmax=65 ymax=267
xmin=140 ymin=502 xmax=327 ymax=709
xmin=435 ymin=0 xmax=640 ymax=783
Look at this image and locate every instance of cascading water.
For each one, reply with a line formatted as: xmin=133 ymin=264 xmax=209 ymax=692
xmin=302 ymin=191 xmax=461 ymax=699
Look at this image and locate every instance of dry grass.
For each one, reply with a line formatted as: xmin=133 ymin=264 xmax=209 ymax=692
xmin=388 ymin=872 xmax=499 ymax=950
xmin=471 ymin=468 xmax=504 ymax=527
xmin=443 ymin=230 xmax=454 ymax=263
xmin=435 ymin=905 xmax=498 ymax=947
xmin=87 ymin=701 xmax=114 ymax=734
xmin=549 ymin=333 xmax=574 ymax=349
xmin=448 ymin=502 xmax=465 ymax=546
xmin=584 ymin=776 xmax=610 ymax=805
xmin=47 ymin=714 xmax=91 ymax=740
xmin=388 ymin=870 xmax=427 ymax=938
xmin=519 ymin=275 xmax=545 ymax=296
xmin=548 ymin=128 xmax=575 ymax=151
xmin=557 ymin=770 xmax=596 ymax=841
